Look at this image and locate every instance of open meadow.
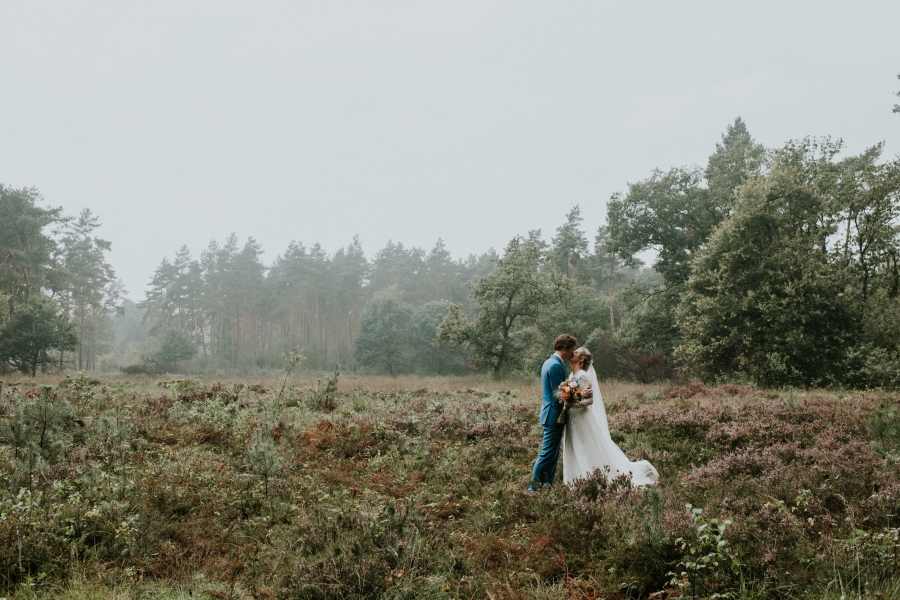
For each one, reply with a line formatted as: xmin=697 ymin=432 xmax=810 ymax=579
xmin=1 ymin=373 xmax=900 ymax=599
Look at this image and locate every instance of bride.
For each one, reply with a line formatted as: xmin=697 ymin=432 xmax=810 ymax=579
xmin=563 ymin=347 xmax=659 ymax=486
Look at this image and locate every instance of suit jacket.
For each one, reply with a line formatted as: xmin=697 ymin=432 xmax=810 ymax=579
xmin=540 ymin=354 xmax=568 ymax=425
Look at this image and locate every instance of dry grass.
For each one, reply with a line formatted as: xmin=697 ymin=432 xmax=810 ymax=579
xmin=1 ymin=370 xmax=678 ymax=402
xmin=2 ymin=373 xmax=899 ymax=599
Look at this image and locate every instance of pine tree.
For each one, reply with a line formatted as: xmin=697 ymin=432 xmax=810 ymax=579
xmin=354 ymin=289 xmax=413 ymax=376
xmin=156 ymin=329 xmax=197 ymax=372
xmin=0 ymin=185 xmax=65 ymax=304
xmin=550 ymin=206 xmax=589 ymax=280
xmin=0 ymin=296 xmax=78 ymax=376
xmin=61 ymin=209 xmax=118 ymax=370
xmin=705 ymin=117 xmax=766 ymax=207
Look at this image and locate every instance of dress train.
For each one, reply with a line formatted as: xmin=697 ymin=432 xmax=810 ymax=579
xmin=562 ymin=367 xmax=658 ymax=486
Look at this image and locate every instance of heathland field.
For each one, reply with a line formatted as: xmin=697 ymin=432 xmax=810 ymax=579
xmin=1 ymin=374 xmax=900 ymax=599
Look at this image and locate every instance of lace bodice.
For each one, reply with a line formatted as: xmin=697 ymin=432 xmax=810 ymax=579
xmin=572 ymin=370 xmax=593 ymax=406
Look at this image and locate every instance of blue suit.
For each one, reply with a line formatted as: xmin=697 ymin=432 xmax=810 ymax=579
xmin=530 ymin=354 xmax=568 ymax=488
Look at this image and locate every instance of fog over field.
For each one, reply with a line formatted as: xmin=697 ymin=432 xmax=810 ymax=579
xmin=1 ymin=1 xmax=898 ymax=296
xmin=5 ymin=6 xmax=900 ymax=597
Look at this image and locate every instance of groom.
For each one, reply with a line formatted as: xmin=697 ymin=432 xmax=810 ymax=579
xmin=527 ymin=334 xmax=592 ymax=492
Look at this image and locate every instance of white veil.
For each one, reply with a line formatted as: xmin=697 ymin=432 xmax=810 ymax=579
xmin=566 ymin=363 xmax=658 ymax=487
xmin=585 ymin=364 xmax=601 ymax=404
xmin=585 ymin=364 xmax=610 ymax=431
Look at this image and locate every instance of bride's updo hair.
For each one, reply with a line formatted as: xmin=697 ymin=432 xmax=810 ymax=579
xmin=575 ymin=347 xmax=593 ymax=371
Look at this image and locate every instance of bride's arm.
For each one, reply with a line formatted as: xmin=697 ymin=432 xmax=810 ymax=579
xmin=576 ymin=373 xmax=593 ymax=406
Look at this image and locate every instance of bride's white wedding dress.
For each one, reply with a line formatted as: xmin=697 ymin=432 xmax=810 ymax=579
xmin=563 ymin=365 xmax=659 ymax=486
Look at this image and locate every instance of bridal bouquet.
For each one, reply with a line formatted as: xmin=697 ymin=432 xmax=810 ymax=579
xmin=554 ymin=377 xmax=585 ymax=424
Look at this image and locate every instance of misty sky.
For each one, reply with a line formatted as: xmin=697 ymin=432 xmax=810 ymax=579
xmin=1 ymin=1 xmax=899 ymax=297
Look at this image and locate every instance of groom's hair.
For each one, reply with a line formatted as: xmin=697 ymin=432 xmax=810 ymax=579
xmin=554 ymin=334 xmax=577 ymax=351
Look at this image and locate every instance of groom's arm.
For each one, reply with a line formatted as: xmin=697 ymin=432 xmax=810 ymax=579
xmin=550 ymin=362 xmax=568 ymax=389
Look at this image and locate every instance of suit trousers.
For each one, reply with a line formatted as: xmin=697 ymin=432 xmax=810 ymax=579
xmin=531 ymin=423 xmax=565 ymax=486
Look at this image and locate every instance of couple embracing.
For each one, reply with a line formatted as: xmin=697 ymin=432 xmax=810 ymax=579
xmin=527 ymin=334 xmax=659 ymax=492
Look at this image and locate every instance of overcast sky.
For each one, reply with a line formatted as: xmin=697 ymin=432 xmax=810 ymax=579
xmin=1 ymin=1 xmax=899 ymax=297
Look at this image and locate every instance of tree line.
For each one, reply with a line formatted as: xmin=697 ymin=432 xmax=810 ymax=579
xmin=0 ymin=188 xmax=119 ymax=376
xmin=137 ymin=235 xmax=498 ymax=373
xmin=3 ymin=117 xmax=900 ymax=387
xmin=136 ymin=204 xmax=645 ymax=377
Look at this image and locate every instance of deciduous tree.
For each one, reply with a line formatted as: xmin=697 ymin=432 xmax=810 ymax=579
xmin=607 ymin=118 xmax=765 ymax=291
xmin=677 ymin=139 xmax=856 ymax=386
xmin=438 ymin=237 xmax=561 ymax=376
